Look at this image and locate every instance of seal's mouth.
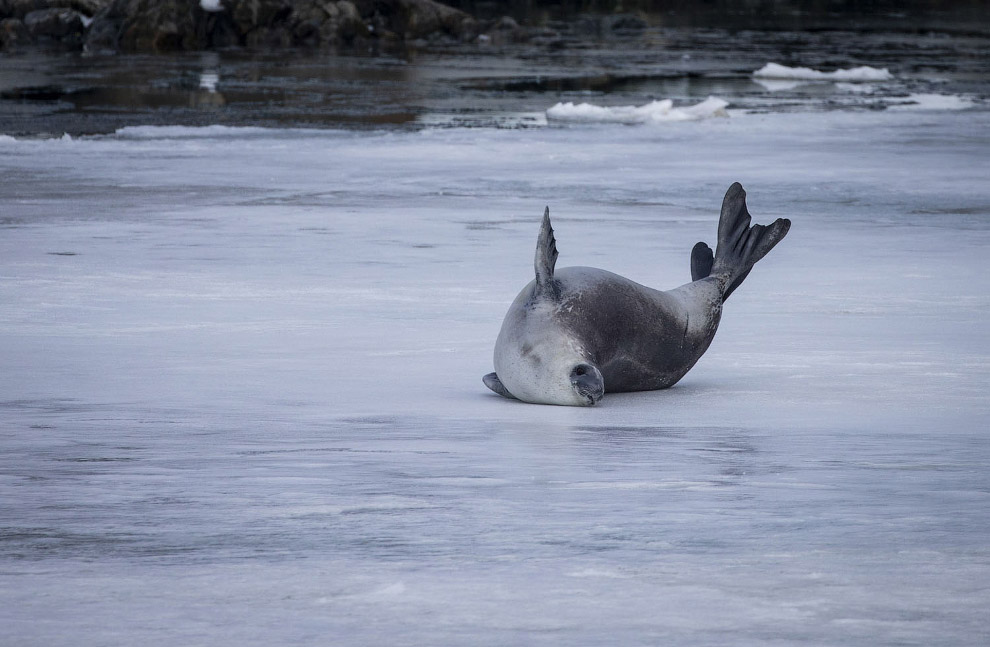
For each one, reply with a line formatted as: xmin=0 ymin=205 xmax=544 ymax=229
xmin=580 ymin=390 xmax=604 ymax=406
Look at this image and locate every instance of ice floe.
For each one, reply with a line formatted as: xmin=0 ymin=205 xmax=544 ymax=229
xmin=754 ymin=62 xmax=893 ymax=82
xmin=546 ymin=97 xmax=729 ymax=124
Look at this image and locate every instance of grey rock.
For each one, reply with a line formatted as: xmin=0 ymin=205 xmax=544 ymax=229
xmin=493 ymin=15 xmax=516 ymax=31
xmin=85 ymin=0 xmax=238 ymax=52
xmin=0 ymin=0 xmax=106 ymax=20
xmin=229 ymin=0 xmax=291 ymax=36
xmin=395 ymin=0 xmax=476 ymax=41
xmin=24 ymin=7 xmax=85 ymax=38
xmin=79 ymin=0 xmax=478 ymax=52
xmin=244 ymin=23 xmax=292 ymax=47
xmin=316 ymin=0 xmax=367 ymax=43
xmin=603 ymin=13 xmax=647 ymax=32
xmin=0 ymin=16 xmax=30 ymax=48
xmin=478 ymin=14 xmax=524 ymax=45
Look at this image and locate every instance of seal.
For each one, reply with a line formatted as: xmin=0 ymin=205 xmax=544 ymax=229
xmin=483 ymin=182 xmax=790 ymax=406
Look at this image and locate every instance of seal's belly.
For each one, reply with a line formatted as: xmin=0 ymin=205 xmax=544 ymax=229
xmin=597 ymin=325 xmax=712 ymax=392
xmin=554 ymin=269 xmax=722 ymax=393
xmin=600 ymin=356 xmax=684 ymax=391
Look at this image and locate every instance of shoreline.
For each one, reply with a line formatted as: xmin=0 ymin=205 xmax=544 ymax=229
xmin=2 ymin=0 xmax=989 ymax=56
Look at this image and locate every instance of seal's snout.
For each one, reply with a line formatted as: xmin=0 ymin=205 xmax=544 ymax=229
xmin=571 ymin=363 xmax=604 ymax=406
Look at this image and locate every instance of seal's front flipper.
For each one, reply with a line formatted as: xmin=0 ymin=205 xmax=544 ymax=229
xmin=534 ymin=207 xmax=559 ymax=298
xmin=483 ymin=372 xmax=517 ymax=400
xmin=711 ymin=183 xmax=790 ymax=300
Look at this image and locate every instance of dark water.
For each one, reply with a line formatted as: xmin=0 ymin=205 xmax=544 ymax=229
xmin=1 ymin=18 xmax=988 ymax=135
xmin=453 ymin=0 xmax=990 ymax=30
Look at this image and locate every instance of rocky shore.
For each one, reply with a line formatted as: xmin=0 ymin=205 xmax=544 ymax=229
xmin=5 ymin=0 xmax=982 ymax=55
xmin=0 ymin=0 xmax=521 ymax=52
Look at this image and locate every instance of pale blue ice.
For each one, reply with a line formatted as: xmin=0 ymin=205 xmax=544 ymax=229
xmin=1 ymin=104 xmax=989 ymax=645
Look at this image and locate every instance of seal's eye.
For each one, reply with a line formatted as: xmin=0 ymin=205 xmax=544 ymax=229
xmin=574 ymin=366 xmax=586 ymax=376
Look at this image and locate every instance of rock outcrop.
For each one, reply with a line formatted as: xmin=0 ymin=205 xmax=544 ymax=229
xmin=0 ymin=0 xmax=482 ymax=51
xmin=0 ymin=0 xmax=103 ymax=49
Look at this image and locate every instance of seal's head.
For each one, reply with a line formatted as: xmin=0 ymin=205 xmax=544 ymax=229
xmin=486 ymin=206 xmax=606 ymax=406
xmin=493 ymin=300 xmax=604 ymax=406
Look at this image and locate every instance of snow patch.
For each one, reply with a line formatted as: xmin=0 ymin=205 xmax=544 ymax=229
xmin=754 ymin=62 xmax=893 ymax=82
xmin=200 ymin=0 xmax=224 ymax=11
xmin=567 ymin=568 xmax=628 ymax=579
xmin=546 ymin=97 xmax=729 ymax=124
xmin=199 ymin=72 xmax=219 ymax=93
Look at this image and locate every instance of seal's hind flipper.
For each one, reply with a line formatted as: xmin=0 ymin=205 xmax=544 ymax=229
xmin=483 ymin=372 xmax=517 ymax=400
xmin=711 ymin=183 xmax=790 ymax=300
xmin=690 ymin=241 xmax=714 ymax=281
xmin=722 ymin=268 xmax=751 ymax=301
xmin=534 ymin=207 xmax=559 ymax=298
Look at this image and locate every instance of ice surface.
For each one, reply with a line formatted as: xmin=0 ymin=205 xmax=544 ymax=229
xmin=546 ymin=97 xmax=729 ymax=123
xmin=754 ymin=62 xmax=893 ymax=82
xmin=887 ymin=93 xmax=977 ymax=111
xmin=112 ymin=124 xmax=319 ymax=139
xmin=834 ymin=82 xmax=876 ymax=94
xmin=752 ymin=77 xmax=805 ymax=92
xmin=1 ymin=104 xmax=989 ymax=645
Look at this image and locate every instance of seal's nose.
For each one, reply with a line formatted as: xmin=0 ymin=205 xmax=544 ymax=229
xmin=571 ymin=363 xmax=604 ymax=406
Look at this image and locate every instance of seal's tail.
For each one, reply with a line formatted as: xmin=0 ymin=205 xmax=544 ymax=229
xmin=693 ymin=183 xmax=790 ymax=300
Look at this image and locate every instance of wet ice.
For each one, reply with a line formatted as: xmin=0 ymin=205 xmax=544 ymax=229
xmin=1 ymin=72 xmax=990 ymax=646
